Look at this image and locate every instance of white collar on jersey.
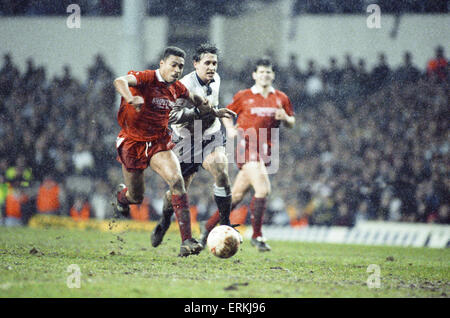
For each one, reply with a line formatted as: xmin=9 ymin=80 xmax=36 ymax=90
xmin=155 ymin=69 xmax=167 ymax=83
xmin=251 ymin=85 xmax=275 ymax=96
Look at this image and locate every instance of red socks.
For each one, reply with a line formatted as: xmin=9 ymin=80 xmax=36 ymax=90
xmin=205 ymin=210 xmax=220 ymax=232
xmin=250 ymin=197 xmax=266 ymax=239
xmin=172 ymin=194 xmax=192 ymax=241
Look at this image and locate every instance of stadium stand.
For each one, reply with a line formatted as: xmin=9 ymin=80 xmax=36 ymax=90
xmin=0 ymin=0 xmax=447 ymax=16
xmin=0 ymin=46 xmax=448 ymax=227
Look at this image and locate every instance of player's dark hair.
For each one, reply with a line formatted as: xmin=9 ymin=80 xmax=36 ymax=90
xmin=193 ymin=43 xmax=219 ymax=62
xmin=162 ymin=46 xmax=186 ymax=60
xmin=253 ymin=57 xmax=273 ymax=72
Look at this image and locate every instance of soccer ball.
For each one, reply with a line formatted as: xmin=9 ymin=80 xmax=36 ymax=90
xmin=207 ymin=225 xmax=241 ymax=258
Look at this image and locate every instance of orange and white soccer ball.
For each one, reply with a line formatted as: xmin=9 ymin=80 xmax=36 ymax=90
xmin=207 ymin=225 xmax=241 ymax=258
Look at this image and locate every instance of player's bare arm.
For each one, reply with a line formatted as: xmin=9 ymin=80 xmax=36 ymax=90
xmin=275 ymin=108 xmax=295 ymax=128
xmin=113 ymin=75 xmax=144 ymax=112
xmin=169 ymin=92 xmax=212 ymax=121
xmin=222 ymin=116 xmax=238 ymax=138
xmin=187 ymin=92 xmax=235 ymax=119
xmin=212 ymin=108 xmax=236 ymax=119
xmin=169 ymin=93 xmax=234 ymax=125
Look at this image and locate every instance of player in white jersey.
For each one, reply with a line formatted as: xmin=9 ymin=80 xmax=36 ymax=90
xmin=151 ymin=43 xmax=237 ymax=248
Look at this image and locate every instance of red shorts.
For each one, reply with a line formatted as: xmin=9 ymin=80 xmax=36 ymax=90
xmin=116 ymin=132 xmax=175 ymax=172
xmin=235 ymin=138 xmax=272 ymax=169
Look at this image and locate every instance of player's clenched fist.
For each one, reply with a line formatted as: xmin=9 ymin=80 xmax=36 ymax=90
xmin=127 ymin=96 xmax=145 ymax=112
xmin=196 ymin=97 xmax=213 ymax=115
xmin=275 ymin=108 xmax=288 ymax=121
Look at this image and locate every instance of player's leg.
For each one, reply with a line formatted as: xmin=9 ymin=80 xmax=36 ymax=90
xmin=200 ymin=168 xmax=252 ymax=246
xmin=242 ymin=160 xmax=272 ymax=252
xmin=115 ymin=135 xmax=149 ymax=217
xmin=151 ymin=130 xmax=202 ymax=248
xmin=151 ymin=173 xmax=196 ymax=247
xmin=161 ymin=173 xmax=196 ymax=228
xmin=202 ymin=146 xmax=232 ymax=226
xmin=121 ymin=164 xmax=146 ymax=203
xmin=204 ymin=168 xmax=252 ymax=231
xmin=150 ymin=150 xmax=202 ymax=256
xmin=115 ymin=165 xmax=145 ymax=217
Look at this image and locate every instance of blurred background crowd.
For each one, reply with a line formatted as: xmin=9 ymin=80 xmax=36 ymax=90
xmin=0 ymin=43 xmax=448 ymax=227
xmin=0 ymin=0 xmax=448 ymax=16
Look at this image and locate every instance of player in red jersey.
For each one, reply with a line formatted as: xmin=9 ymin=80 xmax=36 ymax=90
xmin=113 ymin=46 xmax=217 ymax=257
xmin=200 ymin=57 xmax=295 ymax=252
xmin=150 ymin=43 xmax=238 ymax=249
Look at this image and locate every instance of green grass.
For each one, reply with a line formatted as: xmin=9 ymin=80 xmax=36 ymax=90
xmin=0 ymin=226 xmax=449 ymax=298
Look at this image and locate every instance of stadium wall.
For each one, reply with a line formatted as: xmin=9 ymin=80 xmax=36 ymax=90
xmin=210 ymin=0 xmax=288 ymax=69
xmin=256 ymin=222 xmax=450 ymax=248
xmin=1 ymin=13 xmax=448 ymax=80
xmin=28 ymin=215 xmax=449 ymax=249
xmin=288 ymin=14 xmax=450 ymax=70
xmin=211 ymin=12 xmax=450 ymax=70
xmin=0 ymin=17 xmax=168 ymax=80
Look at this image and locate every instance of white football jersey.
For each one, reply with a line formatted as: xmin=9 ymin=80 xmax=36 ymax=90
xmin=171 ymin=71 xmax=221 ymax=138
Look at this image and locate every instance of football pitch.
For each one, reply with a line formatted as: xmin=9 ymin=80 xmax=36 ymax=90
xmin=0 ymin=226 xmax=449 ymax=298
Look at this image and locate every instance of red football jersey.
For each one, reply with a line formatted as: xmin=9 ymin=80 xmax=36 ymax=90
xmin=226 ymin=86 xmax=294 ymax=147
xmin=117 ymin=69 xmax=190 ymax=142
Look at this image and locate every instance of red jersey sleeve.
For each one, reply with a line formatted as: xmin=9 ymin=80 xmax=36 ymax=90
xmin=128 ymin=70 xmax=154 ymax=87
xmin=226 ymin=90 xmax=246 ymax=114
xmin=280 ymin=92 xmax=294 ymax=117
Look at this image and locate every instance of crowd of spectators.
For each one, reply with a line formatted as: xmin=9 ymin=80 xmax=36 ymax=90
xmin=1 ymin=0 xmax=447 ymax=16
xmin=0 ymin=45 xmax=448 ymax=227
xmin=0 ymin=53 xmax=121 ymax=223
xmin=0 ymin=0 xmax=121 ymax=16
xmin=264 ymin=46 xmax=449 ymax=226
xmin=0 ymin=0 xmax=252 ymax=17
xmin=292 ymin=0 xmax=448 ymax=14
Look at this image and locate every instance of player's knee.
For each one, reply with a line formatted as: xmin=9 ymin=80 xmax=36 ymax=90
xmin=206 ymin=160 xmax=227 ymax=183
xmin=168 ymin=175 xmax=186 ymax=194
xmin=214 ymin=169 xmax=230 ymax=188
xmin=163 ymin=190 xmax=173 ymax=211
xmin=205 ymin=152 xmax=224 ymax=169
xmin=213 ymin=151 xmax=228 ymax=165
xmin=232 ymin=192 xmax=245 ymax=204
xmin=255 ymin=186 xmax=271 ymax=198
